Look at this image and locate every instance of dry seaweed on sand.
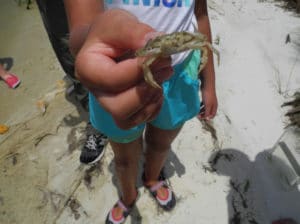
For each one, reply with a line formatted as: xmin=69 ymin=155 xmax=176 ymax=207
xmin=282 ymin=92 xmax=300 ymax=127
xmin=274 ymin=0 xmax=300 ymax=12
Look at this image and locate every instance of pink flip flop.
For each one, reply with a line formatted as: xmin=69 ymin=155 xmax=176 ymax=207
xmin=3 ymin=73 xmax=21 ymax=89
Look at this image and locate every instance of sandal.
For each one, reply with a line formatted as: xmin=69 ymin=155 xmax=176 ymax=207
xmin=2 ymin=73 xmax=21 ymax=89
xmin=105 ymin=191 xmax=139 ymax=224
xmin=142 ymin=169 xmax=176 ymax=211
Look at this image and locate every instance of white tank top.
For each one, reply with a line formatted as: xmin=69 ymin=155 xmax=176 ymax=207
xmin=104 ymin=0 xmax=198 ymax=65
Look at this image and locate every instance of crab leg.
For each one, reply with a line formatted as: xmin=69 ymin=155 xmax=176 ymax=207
xmin=184 ymin=41 xmax=220 ymax=72
xmin=199 ymin=46 xmax=208 ymax=72
xmin=205 ymin=42 xmax=220 ymax=65
xmin=142 ymin=55 xmax=161 ymax=89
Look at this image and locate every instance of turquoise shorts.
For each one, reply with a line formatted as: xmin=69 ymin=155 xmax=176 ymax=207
xmin=89 ymin=50 xmax=201 ymax=143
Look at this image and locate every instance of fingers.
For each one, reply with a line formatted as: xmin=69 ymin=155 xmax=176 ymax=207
xmin=76 ymin=52 xmax=143 ymax=92
xmin=197 ymin=103 xmax=205 ymax=119
xmin=94 ymin=83 xmax=164 ymax=130
xmin=76 ymin=40 xmax=173 ymax=93
xmin=198 ymin=101 xmax=218 ymax=120
xmin=150 ymin=57 xmax=174 ymax=84
xmin=115 ymin=94 xmax=164 ymax=130
xmin=73 ymin=9 xmax=178 ymax=130
xmin=93 ymin=82 xmax=162 ymax=121
xmin=76 ymin=9 xmax=175 ymax=93
xmin=75 ymin=9 xmax=157 ymax=92
xmin=129 ymin=93 xmax=163 ymax=123
xmin=198 ymin=88 xmax=218 ymax=120
xmin=137 ymin=56 xmax=173 ymax=87
xmin=205 ymin=103 xmax=217 ymax=120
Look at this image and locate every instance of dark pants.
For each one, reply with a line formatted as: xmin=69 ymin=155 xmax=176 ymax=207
xmin=36 ymin=0 xmax=76 ymax=82
xmin=36 ymin=0 xmax=89 ymax=108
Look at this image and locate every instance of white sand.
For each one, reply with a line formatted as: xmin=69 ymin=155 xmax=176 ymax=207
xmin=0 ymin=0 xmax=300 ymax=223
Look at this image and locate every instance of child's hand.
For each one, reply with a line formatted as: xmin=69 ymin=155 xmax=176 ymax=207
xmin=93 ymin=82 xmax=164 ymax=129
xmin=75 ymin=9 xmax=153 ymax=92
xmin=75 ymin=9 xmax=173 ymax=129
xmin=198 ymin=86 xmax=218 ymax=120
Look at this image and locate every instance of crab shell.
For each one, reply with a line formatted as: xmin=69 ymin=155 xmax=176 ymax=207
xmin=135 ymin=31 xmax=208 ymax=57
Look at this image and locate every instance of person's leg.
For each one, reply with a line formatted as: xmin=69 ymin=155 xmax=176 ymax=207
xmin=0 ymin=64 xmax=6 ymax=79
xmin=36 ymin=0 xmax=108 ymax=164
xmin=143 ymin=124 xmax=182 ymax=200
xmin=108 ymin=137 xmax=142 ymax=218
xmin=36 ymin=0 xmax=75 ymax=81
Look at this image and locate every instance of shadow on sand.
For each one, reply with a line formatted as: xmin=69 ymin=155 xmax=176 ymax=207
xmin=208 ymin=147 xmax=300 ymax=224
xmin=0 ymin=57 xmax=14 ymax=71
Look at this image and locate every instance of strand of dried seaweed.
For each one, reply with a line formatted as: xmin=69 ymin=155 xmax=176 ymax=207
xmin=283 ymin=92 xmax=300 ymax=127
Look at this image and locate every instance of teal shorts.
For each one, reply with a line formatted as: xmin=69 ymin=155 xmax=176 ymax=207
xmin=89 ymin=50 xmax=201 ymax=143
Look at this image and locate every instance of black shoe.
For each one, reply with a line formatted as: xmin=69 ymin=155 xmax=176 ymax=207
xmin=80 ymin=124 xmax=108 ymax=164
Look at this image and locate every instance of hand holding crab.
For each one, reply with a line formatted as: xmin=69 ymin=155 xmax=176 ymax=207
xmin=136 ymin=31 xmax=220 ymax=89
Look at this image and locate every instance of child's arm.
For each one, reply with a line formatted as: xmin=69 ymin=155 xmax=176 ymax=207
xmin=75 ymin=10 xmax=157 ymax=93
xmin=64 ymin=1 xmax=164 ymax=93
xmin=63 ymin=6 xmax=172 ymax=129
xmin=195 ymin=0 xmax=218 ymax=120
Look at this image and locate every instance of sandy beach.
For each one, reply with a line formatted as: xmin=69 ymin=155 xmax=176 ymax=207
xmin=0 ymin=0 xmax=300 ymax=223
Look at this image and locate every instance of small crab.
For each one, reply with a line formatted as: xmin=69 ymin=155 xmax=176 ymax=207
xmin=136 ymin=31 xmax=220 ymax=88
